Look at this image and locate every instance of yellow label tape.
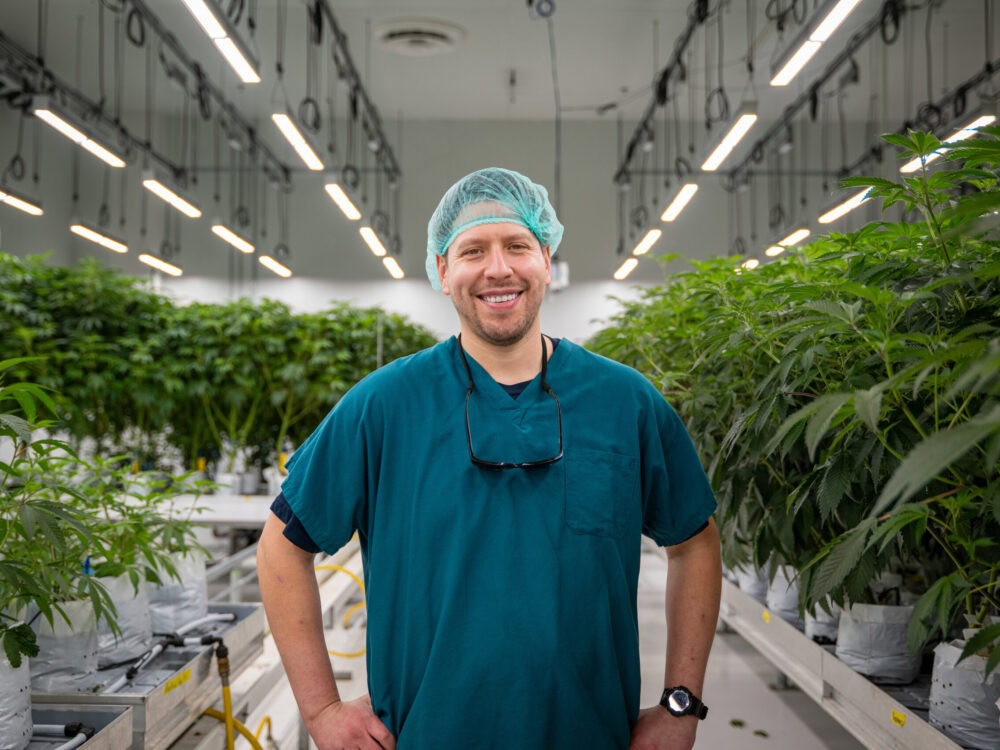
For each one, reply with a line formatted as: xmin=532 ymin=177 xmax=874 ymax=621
xmin=163 ymin=669 xmax=191 ymax=696
xmin=891 ymin=710 xmax=906 ymax=727
xmin=762 ymin=610 xmax=771 ymax=623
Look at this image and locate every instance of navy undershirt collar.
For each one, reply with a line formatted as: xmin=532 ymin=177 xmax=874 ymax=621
xmin=498 ymin=337 xmax=561 ymax=399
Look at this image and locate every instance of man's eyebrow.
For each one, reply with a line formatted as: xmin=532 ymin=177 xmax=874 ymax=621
xmin=457 ymin=232 xmax=533 ymax=249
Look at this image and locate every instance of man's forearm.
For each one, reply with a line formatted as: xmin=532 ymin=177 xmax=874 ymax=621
xmin=258 ymin=515 xmax=343 ymax=720
xmin=663 ymin=520 xmax=722 ymax=695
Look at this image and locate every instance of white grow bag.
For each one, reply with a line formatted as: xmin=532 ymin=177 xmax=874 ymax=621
xmin=97 ymin=573 xmax=153 ymax=667
xmin=836 ymin=603 xmax=920 ymax=684
xmin=149 ymin=550 xmax=207 ymax=634
xmin=929 ymin=640 xmax=1000 ymax=749
xmin=28 ymin=599 xmax=100 ymax=692
xmin=0 ymin=649 xmax=31 ymax=750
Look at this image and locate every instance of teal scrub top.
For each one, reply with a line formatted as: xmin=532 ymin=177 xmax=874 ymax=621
xmin=281 ymin=335 xmax=717 ymax=750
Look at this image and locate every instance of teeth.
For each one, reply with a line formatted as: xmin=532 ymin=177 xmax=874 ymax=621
xmin=483 ymin=293 xmax=518 ymax=303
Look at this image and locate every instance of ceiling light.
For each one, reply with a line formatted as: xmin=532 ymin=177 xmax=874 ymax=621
xmin=360 ymin=227 xmax=388 ymax=257
xmin=771 ymin=0 xmax=865 ymax=87
xmin=818 ymin=188 xmax=871 ymax=223
xmin=765 ymin=245 xmax=786 ymax=257
xmin=325 ymin=183 xmax=362 ymax=220
xmin=779 ymin=228 xmax=811 ymax=246
xmin=741 ymin=258 xmax=760 ymax=269
xmin=142 ymin=170 xmax=202 ymax=218
xmin=272 ymin=113 xmax=324 ymax=170
xmin=259 ymin=255 xmax=292 ymax=277
xmin=660 ymin=183 xmax=698 ymax=222
xmin=632 ymin=229 xmax=662 ymax=256
xmin=70 ymin=223 xmax=127 ymax=253
xmin=32 ymin=98 xmax=126 ymax=168
xmin=211 ymin=223 xmax=254 ymax=253
xmin=613 ymin=257 xmax=638 ymax=280
xmin=900 ymin=114 xmax=997 ymax=173
xmin=179 ymin=0 xmax=260 ymax=84
xmin=0 ymin=188 xmax=43 ymax=216
xmin=138 ymin=253 xmax=183 ymax=276
xmin=701 ymin=103 xmax=757 ymax=171
xmin=382 ymin=256 xmax=405 ymax=279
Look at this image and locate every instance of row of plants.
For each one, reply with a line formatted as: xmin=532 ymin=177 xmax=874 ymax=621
xmin=588 ymin=130 xmax=1000 ymax=713
xmin=1 ymin=356 xmax=207 ymax=667
xmin=0 ymin=260 xmax=437 ymax=475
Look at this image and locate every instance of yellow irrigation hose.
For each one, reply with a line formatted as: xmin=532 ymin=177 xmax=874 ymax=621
xmin=222 ymin=684 xmax=235 ymax=750
xmin=315 ymin=564 xmax=367 ymax=658
xmin=203 ymin=708 xmax=265 ymax=750
xmin=343 ymin=601 xmax=366 ymax=627
xmin=254 ymin=717 xmax=272 ymax=741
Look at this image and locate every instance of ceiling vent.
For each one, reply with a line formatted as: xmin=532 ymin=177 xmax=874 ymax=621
xmin=374 ymin=19 xmax=466 ymax=57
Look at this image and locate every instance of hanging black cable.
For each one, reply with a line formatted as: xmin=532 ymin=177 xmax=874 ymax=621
xmin=36 ymin=0 xmax=47 ymax=63
xmin=705 ymin=2 xmax=730 ymax=129
xmin=547 ymin=15 xmax=562 ymax=217
xmin=3 ymin=116 xmax=26 ymax=184
xmin=300 ymin=1 xmax=322 ymax=132
xmin=276 ymin=0 xmax=286 ymax=77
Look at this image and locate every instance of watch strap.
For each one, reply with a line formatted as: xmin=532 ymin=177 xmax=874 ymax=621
xmin=660 ymin=686 xmax=709 ymax=720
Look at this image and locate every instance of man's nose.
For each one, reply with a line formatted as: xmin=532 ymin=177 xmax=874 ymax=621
xmin=484 ymin=247 xmax=512 ymax=277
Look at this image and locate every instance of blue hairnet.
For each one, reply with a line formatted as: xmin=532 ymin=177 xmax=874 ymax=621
xmin=425 ymin=167 xmax=564 ymax=290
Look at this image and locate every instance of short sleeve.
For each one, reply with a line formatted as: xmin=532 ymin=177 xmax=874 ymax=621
xmin=640 ymin=387 xmax=717 ymax=547
xmin=270 ymin=492 xmax=322 ymax=554
xmin=280 ymin=387 xmax=377 ymax=554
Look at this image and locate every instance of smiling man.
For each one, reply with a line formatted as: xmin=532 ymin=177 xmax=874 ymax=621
xmin=257 ymin=167 xmax=722 ymax=750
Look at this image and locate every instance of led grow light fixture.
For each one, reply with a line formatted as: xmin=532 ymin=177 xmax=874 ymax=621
xmin=660 ymin=184 xmax=698 ymax=222
xmin=360 ymin=227 xmax=388 ymax=257
xmin=138 ymin=253 xmax=183 ymax=276
xmin=32 ymin=98 xmax=126 ymax=168
xmin=382 ymin=256 xmax=404 ymax=279
xmin=632 ymin=229 xmax=662 ymax=256
xmin=701 ymin=103 xmax=758 ymax=172
xmin=899 ymin=114 xmax=998 ymax=173
xmin=613 ymin=257 xmax=638 ymax=280
xmin=142 ymin=170 xmax=202 ymax=218
xmin=70 ymin=223 xmax=127 ymax=253
xmin=0 ymin=187 xmax=43 ymax=216
xmin=818 ymin=188 xmax=871 ymax=223
xmin=179 ymin=0 xmax=261 ymax=84
xmin=259 ymin=255 xmax=292 ymax=277
xmin=324 ymin=182 xmax=362 ymax=220
xmin=272 ymin=112 xmax=324 ymax=171
xmin=771 ymin=0 xmax=865 ymax=86
xmin=211 ymin=222 xmax=255 ymax=253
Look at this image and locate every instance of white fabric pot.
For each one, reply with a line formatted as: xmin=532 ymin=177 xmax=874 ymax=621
xmin=97 ymin=573 xmax=153 ymax=667
xmin=805 ymin=599 xmax=841 ymax=643
xmin=214 ymin=472 xmax=239 ymax=494
xmin=149 ymin=550 xmax=208 ymax=633
xmin=239 ymin=471 xmax=260 ymax=494
xmin=263 ymin=466 xmax=285 ymax=497
xmin=28 ymin=599 xmax=100 ymax=692
xmin=929 ymin=640 xmax=1000 ymax=749
xmin=765 ymin=565 xmax=803 ymax=630
xmin=836 ymin=603 xmax=920 ymax=684
xmin=0 ymin=650 xmax=31 ymax=750
xmin=735 ymin=564 xmax=768 ymax=604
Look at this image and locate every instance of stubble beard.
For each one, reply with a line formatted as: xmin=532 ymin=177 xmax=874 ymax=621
xmin=455 ymin=285 xmax=543 ymax=347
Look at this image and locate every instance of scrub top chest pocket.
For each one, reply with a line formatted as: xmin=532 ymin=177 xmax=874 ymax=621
xmin=563 ymin=448 xmax=638 ymax=538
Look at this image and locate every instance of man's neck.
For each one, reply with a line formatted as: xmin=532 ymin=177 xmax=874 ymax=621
xmin=458 ymin=326 xmax=552 ymax=385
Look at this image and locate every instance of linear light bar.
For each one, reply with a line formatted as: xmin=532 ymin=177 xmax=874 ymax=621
xmin=765 ymin=245 xmax=786 ymax=257
xmin=324 ymin=183 xmax=362 ymax=220
xmin=613 ymin=257 xmax=638 ymax=280
xmin=899 ymin=114 xmax=998 ymax=173
xmin=360 ymin=227 xmax=388 ymax=257
xmin=660 ymin=183 xmax=698 ymax=221
xmin=0 ymin=188 xmax=43 ymax=216
xmin=741 ymin=258 xmax=760 ymax=269
xmin=382 ymin=256 xmax=404 ymax=279
xmin=259 ymin=255 xmax=292 ymax=277
xmin=138 ymin=253 xmax=183 ymax=276
xmin=779 ymin=228 xmax=811 ymax=246
xmin=211 ymin=223 xmax=254 ymax=253
xmin=702 ymin=105 xmax=758 ymax=171
xmin=818 ymin=188 xmax=871 ymax=223
xmin=632 ymin=229 xmax=662 ymax=256
xmin=771 ymin=0 xmax=864 ymax=86
xmin=32 ymin=100 xmax=126 ymax=168
xmin=142 ymin=171 xmax=202 ymax=218
xmin=179 ymin=0 xmax=260 ymax=84
xmin=272 ymin=113 xmax=324 ymax=170
xmin=70 ymin=223 xmax=127 ymax=253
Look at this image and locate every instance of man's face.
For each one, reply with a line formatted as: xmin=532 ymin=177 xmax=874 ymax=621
xmin=436 ymin=221 xmax=551 ymax=347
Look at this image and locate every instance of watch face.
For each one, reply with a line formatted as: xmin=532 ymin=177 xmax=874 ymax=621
xmin=667 ymin=690 xmax=691 ymax=713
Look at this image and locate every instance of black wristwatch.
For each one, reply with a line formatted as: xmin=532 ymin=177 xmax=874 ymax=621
xmin=659 ymin=685 xmax=708 ymax=720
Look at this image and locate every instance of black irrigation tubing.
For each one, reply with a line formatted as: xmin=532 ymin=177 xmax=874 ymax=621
xmin=724 ymin=0 xmax=911 ymax=182
xmin=127 ymin=0 xmax=292 ymax=184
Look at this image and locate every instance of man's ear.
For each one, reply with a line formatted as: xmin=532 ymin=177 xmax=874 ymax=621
xmin=543 ymin=245 xmax=551 ymax=286
xmin=436 ymin=252 xmax=450 ymax=295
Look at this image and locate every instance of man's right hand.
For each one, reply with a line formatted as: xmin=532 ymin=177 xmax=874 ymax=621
xmin=307 ymin=695 xmax=397 ymax=750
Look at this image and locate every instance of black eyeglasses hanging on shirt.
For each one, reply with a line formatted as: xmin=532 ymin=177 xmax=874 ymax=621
xmin=456 ymin=333 xmax=564 ymax=471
